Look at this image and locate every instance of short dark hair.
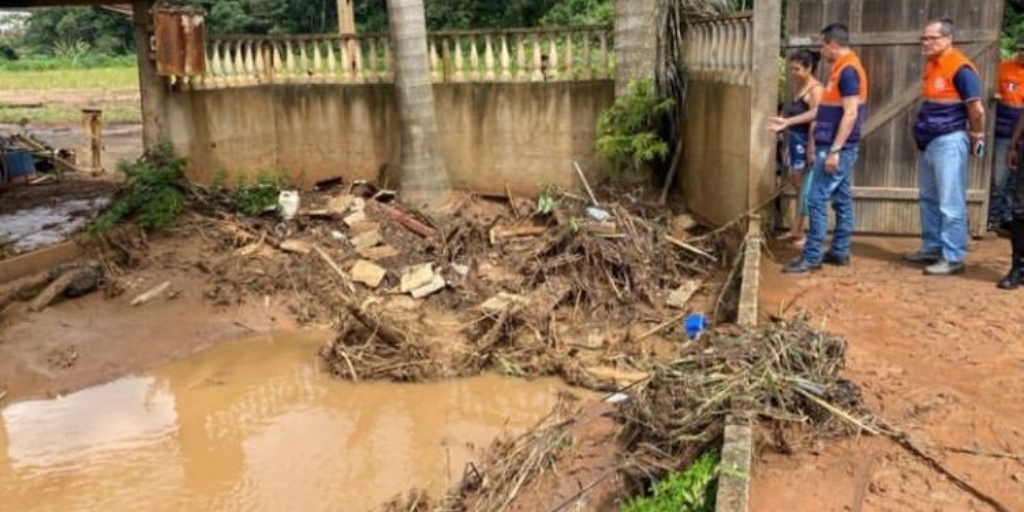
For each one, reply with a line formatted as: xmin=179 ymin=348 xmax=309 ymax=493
xmin=788 ymin=49 xmax=821 ymax=73
xmin=820 ymin=23 xmax=850 ymax=47
xmin=926 ymin=18 xmax=955 ymax=37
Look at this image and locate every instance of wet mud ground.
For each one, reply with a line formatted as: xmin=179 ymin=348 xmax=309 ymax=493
xmin=754 ymin=236 xmax=1024 ymax=512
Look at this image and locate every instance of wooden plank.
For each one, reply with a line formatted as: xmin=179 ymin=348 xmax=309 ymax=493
xmin=862 ymin=42 xmax=996 ymax=138
xmin=782 ymin=187 xmax=987 ymax=202
xmin=785 ymin=29 xmax=1001 ymax=48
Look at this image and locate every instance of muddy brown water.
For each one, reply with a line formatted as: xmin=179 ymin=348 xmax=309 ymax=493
xmin=0 ymin=331 xmax=588 ymax=512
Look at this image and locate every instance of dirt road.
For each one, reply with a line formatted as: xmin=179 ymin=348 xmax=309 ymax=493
xmin=754 ymin=236 xmax=1024 ymax=512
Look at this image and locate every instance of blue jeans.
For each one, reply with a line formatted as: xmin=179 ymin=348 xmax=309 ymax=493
xmin=802 ymin=146 xmax=857 ymax=264
xmin=918 ymin=131 xmax=969 ymax=263
xmin=989 ymin=136 xmax=1017 ymax=226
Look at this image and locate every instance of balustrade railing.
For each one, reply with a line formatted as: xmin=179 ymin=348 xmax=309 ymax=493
xmin=683 ymin=14 xmax=752 ymax=86
xmin=176 ymin=25 xmax=614 ymax=88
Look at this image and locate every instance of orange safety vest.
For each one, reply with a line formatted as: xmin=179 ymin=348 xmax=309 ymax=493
xmin=813 ymin=51 xmax=868 ymax=147
xmin=996 ymin=59 xmax=1024 ymax=136
xmin=914 ymin=48 xmax=979 ymax=148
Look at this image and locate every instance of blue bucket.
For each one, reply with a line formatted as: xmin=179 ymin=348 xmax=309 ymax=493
xmin=4 ymin=150 xmax=35 ymax=180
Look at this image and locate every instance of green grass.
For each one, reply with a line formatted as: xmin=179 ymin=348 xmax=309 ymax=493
xmin=0 ymin=104 xmax=140 ymax=124
xmin=0 ymin=65 xmax=138 ymax=90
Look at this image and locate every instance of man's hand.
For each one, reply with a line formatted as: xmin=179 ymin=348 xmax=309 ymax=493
xmin=766 ymin=117 xmax=788 ymax=133
xmin=1009 ymin=145 xmax=1019 ymax=173
xmin=824 ymin=151 xmax=840 ymax=174
xmin=969 ymin=133 xmax=985 ymax=158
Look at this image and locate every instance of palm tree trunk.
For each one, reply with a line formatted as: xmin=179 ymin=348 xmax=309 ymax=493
xmin=387 ymin=0 xmax=450 ymax=210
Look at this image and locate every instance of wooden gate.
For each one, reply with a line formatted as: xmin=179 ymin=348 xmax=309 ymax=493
xmin=785 ymin=0 xmax=1005 ymax=235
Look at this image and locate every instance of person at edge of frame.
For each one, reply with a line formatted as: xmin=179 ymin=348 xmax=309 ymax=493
xmin=998 ymin=104 xmax=1024 ymax=289
xmin=988 ymin=40 xmax=1024 ymax=235
xmin=781 ymin=22 xmax=867 ymax=275
xmin=902 ymin=18 xmax=986 ymax=276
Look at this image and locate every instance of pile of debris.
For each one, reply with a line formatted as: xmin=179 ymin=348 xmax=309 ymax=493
xmin=292 ymin=182 xmax=738 ymax=387
xmin=378 ymin=316 xmax=873 ymax=512
xmin=617 ymin=315 xmax=870 ymax=482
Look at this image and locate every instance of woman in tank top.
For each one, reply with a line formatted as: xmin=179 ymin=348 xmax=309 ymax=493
xmin=768 ymin=49 xmax=823 ymax=246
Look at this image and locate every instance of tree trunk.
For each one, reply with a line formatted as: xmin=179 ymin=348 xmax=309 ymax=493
xmin=614 ymin=0 xmax=659 ymax=97
xmin=386 ymin=0 xmax=451 ymax=211
xmin=132 ymin=0 xmax=167 ymax=150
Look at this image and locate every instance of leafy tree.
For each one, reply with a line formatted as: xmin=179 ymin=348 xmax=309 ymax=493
xmin=21 ymin=7 xmax=133 ymax=56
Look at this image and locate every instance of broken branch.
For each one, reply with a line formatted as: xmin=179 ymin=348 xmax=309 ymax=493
xmin=376 ymin=203 xmax=438 ymax=238
xmin=130 ymin=281 xmax=171 ymax=306
xmin=665 ymin=234 xmax=716 ymax=261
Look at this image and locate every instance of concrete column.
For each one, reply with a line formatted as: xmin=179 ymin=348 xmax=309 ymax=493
xmin=132 ymin=0 xmax=166 ymax=150
xmin=337 ymin=0 xmax=356 ymax=33
xmin=614 ymin=0 xmax=659 ymax=97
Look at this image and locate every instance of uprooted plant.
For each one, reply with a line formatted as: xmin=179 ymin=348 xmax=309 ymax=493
xmin=90 ymin=140 xmax=189 ymax=234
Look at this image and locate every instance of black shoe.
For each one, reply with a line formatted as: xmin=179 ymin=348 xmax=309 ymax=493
xmin=903 ymin=251 xmax=941 ymax=264
xmin=823 ymin=252 xmax=850 ymax=266
xmin=923 ymin=260 xmax=965 ymax=276
xmin=997 ymin=268 xmax=1024 ymax=290
xmin=782 ymin=259 xmax=821 ymax=274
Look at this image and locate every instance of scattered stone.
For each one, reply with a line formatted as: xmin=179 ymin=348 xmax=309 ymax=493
xmin=386 ymin=296 xmax=422 ymax=311
xmin=348 ymin=221 xmax=380 ymax=235
xmin=357 ymin=245 xmax=400 ymax=261
xmin=350 ymin=260 xmax=387 ymax=288
xmin=666 ymin=280 xmax=702 ymax=309
xmin=400 ymin=263 xmax=436 ymax=293
xmin=326 ymin=194 xmax=355 ymax=215
xmin=410 ymin=274 xmax=446 ymax=299
xmin=451 ymin=263 xmax=470 ymax=277
xmin=330 ymin=230 xmax=346 ymax=241
xmin=480 ymin=292 xmax=530 ymax=313
xmin=343 ymin=210 xmax=367 ymax=227
xmin=351 ymin=229 xmax=382 ymax=251
xmin=670 ymin=214 xmax=698 ymax=236
xmin=64 ymin=266 xmax=102 ymax=298
xmin=279 ymin=239 xmax=313 ymax=255
xmin=352 ymin=197 xmax=366 ymax=211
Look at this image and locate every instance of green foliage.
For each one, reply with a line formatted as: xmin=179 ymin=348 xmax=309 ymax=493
xmin=231 ymin=171 xmax=287 ymax=216
xmin=90 ymin=141 xmax=188 ymax=234
xmin=22 ymin=7 xmax=134 ymax=57
xmin=620 ymin=451 xmax=720 ymax=512
xmin=539 ymin=0 xmax=612 ymax=26
xmin=597 ymin=79 xmax=674 ymax=175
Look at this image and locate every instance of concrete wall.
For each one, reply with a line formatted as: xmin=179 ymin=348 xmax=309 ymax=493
xmin=164 ymin=81 xmax=614 ymax=196
xmin=677 ymin=81 xmax=752 ymax=227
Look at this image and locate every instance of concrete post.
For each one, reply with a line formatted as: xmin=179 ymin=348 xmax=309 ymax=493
xmin=746 ymin=0 xmax=781 ymax=213
xmin=132 ymin=0 xmax=166 ymax=150
xmin=338 ymin=0 xmax=359 ymax=72
xmin=614 ymin=0 xmax=658 ymax=97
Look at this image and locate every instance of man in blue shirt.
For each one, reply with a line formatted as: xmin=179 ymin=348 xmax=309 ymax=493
xmin=904 ymin=19 xmax=986 ymax=276
xmin=783 ymin=23 xmax=867 ymax=274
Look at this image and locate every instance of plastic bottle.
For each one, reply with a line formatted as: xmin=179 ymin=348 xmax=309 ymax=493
xmin=278 ymin=190 xmax=300 ymax=220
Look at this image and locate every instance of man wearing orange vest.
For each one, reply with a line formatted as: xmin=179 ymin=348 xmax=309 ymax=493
xmin=904 ymin=19 xmax=986 ymax=276
xmin=784 ymin=23 xmax=867 ymax=274
xmin=990 ymin=42 xmax=1024 ymax=233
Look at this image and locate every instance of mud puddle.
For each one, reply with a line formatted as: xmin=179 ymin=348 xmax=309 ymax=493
xmin=0 ymin=330 xmax=588 ymax=512
xmin=0 ymin=196 xmax=111 ymax=253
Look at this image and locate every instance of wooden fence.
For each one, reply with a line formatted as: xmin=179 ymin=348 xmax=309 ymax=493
xmin=677 ymin=4 xmax=780 ymax=227
xmin=785 ymin=0 xmax=1005 ymax=236
xmin=172 ymin=25 xmax=614 ymax=88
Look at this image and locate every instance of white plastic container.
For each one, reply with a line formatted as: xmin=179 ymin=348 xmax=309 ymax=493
xmin=278 ymin=190 xmax=300 ymax=220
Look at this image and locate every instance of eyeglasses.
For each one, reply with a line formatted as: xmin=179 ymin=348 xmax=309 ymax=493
xmin=920 ymin=35 xmax=948 ymax=43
